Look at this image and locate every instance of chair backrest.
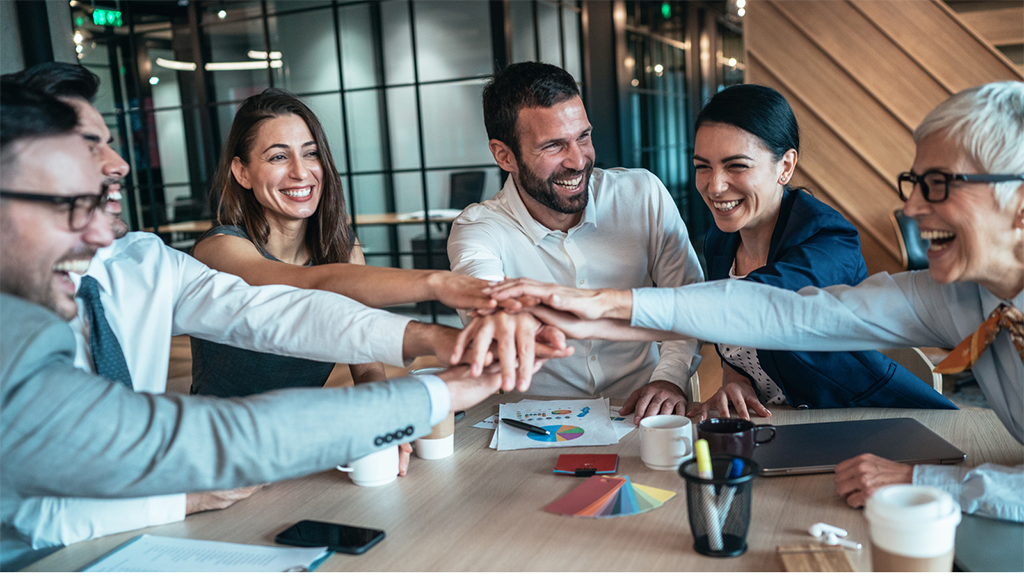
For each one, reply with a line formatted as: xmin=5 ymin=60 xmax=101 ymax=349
xmin=890 ymin=209 xmax=929 ymax=271
xmin=688 ymin=373 xmax=702 ymax=403
xmin=878 ymin=347 xmax=943 ymax=393
xmin=449 ymin=171 xmax=486 ymax=210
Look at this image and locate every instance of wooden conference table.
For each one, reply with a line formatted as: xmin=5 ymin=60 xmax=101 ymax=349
xmin=24 ymin=399 xmax=1023 ymax=572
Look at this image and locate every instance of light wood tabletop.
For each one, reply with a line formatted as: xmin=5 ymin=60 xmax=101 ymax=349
xmin=23 ymin=400 xmax=1023 ymax=572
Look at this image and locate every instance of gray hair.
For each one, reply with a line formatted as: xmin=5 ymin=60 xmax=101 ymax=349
xmin=913 ymin=81 xmax=1024 ymax=208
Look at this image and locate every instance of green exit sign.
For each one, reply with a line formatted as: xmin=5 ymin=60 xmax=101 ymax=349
xmin=93 ymin=8 xmax=123 ymax=27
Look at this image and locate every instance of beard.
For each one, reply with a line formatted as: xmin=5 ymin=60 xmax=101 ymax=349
xmin=516 ymin=158 xmax=594 ymax=215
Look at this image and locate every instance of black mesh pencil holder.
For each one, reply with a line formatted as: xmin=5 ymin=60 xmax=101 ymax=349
xmin=678 ymin=455 xmax=759 ymax=557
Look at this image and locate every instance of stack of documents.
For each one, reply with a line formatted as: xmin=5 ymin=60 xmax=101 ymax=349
xmin=83 ymin=535 xmax=332 ymax=572
xmin=490 ymin=398 xmax=622 ymax=450
xmin=544 ymin=475 xmax=676 ymax=518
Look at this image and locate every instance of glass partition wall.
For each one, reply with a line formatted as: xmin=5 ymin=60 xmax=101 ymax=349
xmin=70 ymin=0 xmax=583 ymax=272
xmin=68 ymin=0 xmax=741 ymax=296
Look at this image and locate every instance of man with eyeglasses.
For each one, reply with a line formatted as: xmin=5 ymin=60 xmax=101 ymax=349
xmin=2 ymin=63 xmax=130 ymax=239
xmin=0 ymin=80 xmax=548 ymax=570
xmin=0 ymin=69 xmax=561 ymax=561
xmin=485 ymin=81 xmax=1024 ymax=521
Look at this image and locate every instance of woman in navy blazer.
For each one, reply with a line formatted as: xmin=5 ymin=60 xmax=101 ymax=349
xmin=688 ymin=85 xmax=955 ymax=420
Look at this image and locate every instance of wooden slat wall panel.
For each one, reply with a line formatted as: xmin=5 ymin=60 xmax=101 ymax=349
xmin=769 ymin=0 xmax=948 ymax=131
xmin=745 ymin=0 xmax=1021 ymax=274
xmin=852 ymin=0 xmax=1022 ymax=90
xmin=764 ymin=73 xmax=903 ymax=260
xmin=746 ymin=3 xmax=916 ymax=181
xmin=958 ymin=6 xmax=1024 ymax=46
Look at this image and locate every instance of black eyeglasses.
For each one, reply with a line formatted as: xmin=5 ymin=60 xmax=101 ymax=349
xmin=0 ymin=185 xmax=110 ymax=231
xmin=896 ymin=170 xmax=1024 ymax=203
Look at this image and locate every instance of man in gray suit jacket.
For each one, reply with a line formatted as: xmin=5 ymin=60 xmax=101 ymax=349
xmin=0 ymin=82 xmax=521 ymax=570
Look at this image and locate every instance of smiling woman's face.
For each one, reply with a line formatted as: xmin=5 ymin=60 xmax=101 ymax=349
xmin=903 ymin=131 xmax=1023 ymax=296
xmin=231 ymin=114 xmax=323 ymax=222
xmin=693 ymin=122 xmax=795 ymax=236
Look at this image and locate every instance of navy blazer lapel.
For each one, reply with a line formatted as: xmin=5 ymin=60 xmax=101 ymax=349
xmin=706 ymin=230 xmax=741 ymax=280
xmin=764 ymin=189 xmax=798 ymax=265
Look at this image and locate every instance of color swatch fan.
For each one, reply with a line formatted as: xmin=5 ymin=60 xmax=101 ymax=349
xmin=544 ymin=476 xmax=676 ymax=518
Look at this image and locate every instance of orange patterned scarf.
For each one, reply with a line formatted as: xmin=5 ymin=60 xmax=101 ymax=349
xmin=934 ymin=303 xmax=1024 ymax=374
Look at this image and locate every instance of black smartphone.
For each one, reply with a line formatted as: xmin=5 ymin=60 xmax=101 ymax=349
xmin=275 ymin=520 xmax=385 ymax=555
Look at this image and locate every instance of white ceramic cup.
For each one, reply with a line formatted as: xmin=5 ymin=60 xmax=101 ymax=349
xmin=639 ymin=414 xmax=694 ymax=471
xmin=865 ymin=485 xmax=962 ymax=572
xmin=336 ymin=446 xmax=399 ymax=487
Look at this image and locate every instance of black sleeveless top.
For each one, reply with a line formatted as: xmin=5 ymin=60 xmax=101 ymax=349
xmin=189 ymin=225 xmax=335 ymax=397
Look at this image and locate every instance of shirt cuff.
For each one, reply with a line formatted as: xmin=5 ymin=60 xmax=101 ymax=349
xmin=913 ymin=464 xmax=967 ymax=501
xmin=415 ymin=374 xmax=451 ymax=426
xmin=631 ymin=287 xmax=677 ymax=331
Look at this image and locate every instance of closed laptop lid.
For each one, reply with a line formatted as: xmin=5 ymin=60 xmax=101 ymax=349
xmin=754 ymin=418 xmax=966 ymax=477
xmin=954 ymin=514 xmax=1024 ymax=572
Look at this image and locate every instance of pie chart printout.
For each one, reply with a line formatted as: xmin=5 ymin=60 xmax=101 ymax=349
xmin=529 ymin=425 xmax=585 ymax=443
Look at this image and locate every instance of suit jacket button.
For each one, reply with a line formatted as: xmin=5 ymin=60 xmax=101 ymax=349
xmin=374 ymin=437 xmax=384 ymax=446
xmin=405 ymin=426 xmax=414 ymax=436
xmin=385 ymin=433 xmax=394 ymax=443
xmin=395 ymin=430 xmax=404 ymax=439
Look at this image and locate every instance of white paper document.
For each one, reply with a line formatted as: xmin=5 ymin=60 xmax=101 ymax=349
xmin=83 ymin=534 xmax=332 ymax=572
xmin=473 ymin=413 xmax=498 ymax=430
xmin=495 ymin=398 xmax=618 ymax=450
xmin=609 ymin=406 xmax=639 ymax=440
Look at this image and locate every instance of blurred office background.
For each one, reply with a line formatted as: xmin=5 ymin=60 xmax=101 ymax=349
xmin=3 ymin=0 xmax=1020 ymax=276
xmin=3 ymin=0 xmax=748 ymax=272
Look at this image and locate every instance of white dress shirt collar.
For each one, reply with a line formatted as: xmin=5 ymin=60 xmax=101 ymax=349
xmin=500 ymin=173 xmax=599 ymax=246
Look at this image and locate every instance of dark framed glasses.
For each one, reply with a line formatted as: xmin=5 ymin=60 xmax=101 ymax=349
xmin=0 ymin=184 xmax=110 ymax=231
xmin=896 ymin=170 xmax=1024 ymax=203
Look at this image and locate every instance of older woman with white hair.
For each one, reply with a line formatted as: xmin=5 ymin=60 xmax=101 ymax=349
xmin=482 ymin=81 xmax=1024 ymax=519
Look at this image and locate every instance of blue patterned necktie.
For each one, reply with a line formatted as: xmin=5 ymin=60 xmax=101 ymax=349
xmin=78 ymin=275 xmax=133 ymax=389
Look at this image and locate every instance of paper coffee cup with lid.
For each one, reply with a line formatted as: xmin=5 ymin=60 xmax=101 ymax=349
xmin=410 ymin=367 xmax=454 ymax=459
xmin=865 ymin=485 xmax=961 ymax=572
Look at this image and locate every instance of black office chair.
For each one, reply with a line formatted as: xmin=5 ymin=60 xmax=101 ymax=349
xmin=412 ymin=171 xmax=486 ymax=271
xmin=448 ymin=171 xmax=486 ymax=211
xmin=890 ymin=209 xmax=929 ymax=271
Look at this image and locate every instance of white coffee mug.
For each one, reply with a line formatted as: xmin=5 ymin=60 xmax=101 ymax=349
xmin=336 ymin=445 xmax=399 ymax=487
xmin=639 ymin=414 xmax=693 ymax=470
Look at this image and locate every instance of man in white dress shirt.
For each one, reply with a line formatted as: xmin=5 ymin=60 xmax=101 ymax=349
xmin=1 ymin=64 xmax=554 ymax=560
xmin=449 ymin=62 xmax=703 ymax=421
xmin=0 ymin=80 xmax=524 ymax=570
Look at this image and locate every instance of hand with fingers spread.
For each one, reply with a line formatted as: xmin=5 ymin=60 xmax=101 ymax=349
xmin=529 ymin=304 xmax=681 ymax=342
xmin=437 ymin=361 xmax=546 ymax=411
xmin=688 ymin=364 xmax=771 ymax=422
xmin=451 ymin=311 xmax=574 ymax=392
xmin=834 ymin=454 xmax=913 ymax=509
xmin=483 ymin=278 xmax=633 ymax=321
xmin=620 ymin=380 xmax=689 ymax=424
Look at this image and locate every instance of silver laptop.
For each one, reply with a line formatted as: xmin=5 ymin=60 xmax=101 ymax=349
xmin=754 ymin=418 xmax=966 ymax=477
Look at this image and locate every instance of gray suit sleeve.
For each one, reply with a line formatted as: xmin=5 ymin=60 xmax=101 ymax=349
xmin=0 ymin=296 xmax=433 ymax=500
